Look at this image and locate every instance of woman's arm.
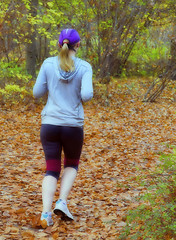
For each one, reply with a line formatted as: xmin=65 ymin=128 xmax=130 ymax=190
xmin=33 ymin=63 xmax=48 ymax=98
xmin=81 ymin=64 xmax=93 ymax=102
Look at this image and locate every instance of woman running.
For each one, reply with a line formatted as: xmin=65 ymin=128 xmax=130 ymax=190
xmin=33 ymin=29 xmax=93 ymax=228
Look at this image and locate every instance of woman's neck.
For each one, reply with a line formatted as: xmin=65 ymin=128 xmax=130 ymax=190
xmin=69 ymin=50 xmax=76 ymax=57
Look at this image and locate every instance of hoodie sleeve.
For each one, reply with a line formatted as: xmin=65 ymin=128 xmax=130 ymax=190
xmin=81 ymin=63 xmax=93 ymax=102
xmin=33 ymin=62 xmax=48 ymax=98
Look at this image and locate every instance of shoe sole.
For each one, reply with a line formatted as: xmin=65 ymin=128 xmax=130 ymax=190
xmin=53 ymin=209 xmax=73 ymax=221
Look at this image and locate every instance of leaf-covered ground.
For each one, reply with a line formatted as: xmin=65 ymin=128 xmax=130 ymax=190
xmin=0 ymin=78 xmax=176 ymax=239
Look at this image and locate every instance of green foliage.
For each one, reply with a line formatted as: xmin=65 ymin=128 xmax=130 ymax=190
xmin=124 ymin=26 xmax=171 ymax=77
xmin=119 ymin=148 xmax=176 ymax=240
xmin=0 ymin=84 xmax=28 ymax=103
xmin=0 ymin=60 xmax=32 ymax=103
xmin=0 ymin=60 xmax=32 ymax=85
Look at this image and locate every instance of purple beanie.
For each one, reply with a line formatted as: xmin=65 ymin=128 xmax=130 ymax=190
xmin=59 ymin=29 xmax=81 ymax=46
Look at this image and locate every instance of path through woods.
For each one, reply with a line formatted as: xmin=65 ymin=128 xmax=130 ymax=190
xmin=0 ymin=79 xmax=176 ymax=239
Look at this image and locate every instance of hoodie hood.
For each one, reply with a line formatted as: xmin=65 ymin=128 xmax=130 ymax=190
xmin=54 ymin=56 xmax=81 ymax=83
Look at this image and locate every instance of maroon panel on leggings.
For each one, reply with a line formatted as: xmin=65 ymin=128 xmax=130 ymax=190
xmin=40 ymin=124 xmax=83 ymax=173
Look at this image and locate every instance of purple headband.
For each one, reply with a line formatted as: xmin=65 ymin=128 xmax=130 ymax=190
xmin=59 ymin=29 xmax=81 ymax=46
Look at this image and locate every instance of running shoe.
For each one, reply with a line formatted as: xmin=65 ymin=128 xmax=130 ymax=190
xmin=54 ymin=199 xmax=74 ymax=220
xmin=40 ymin=212 xmax=53 ymax=228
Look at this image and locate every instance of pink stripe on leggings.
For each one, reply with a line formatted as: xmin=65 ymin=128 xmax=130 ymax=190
xmin=46 ymin=159 xmax=61 ymax=172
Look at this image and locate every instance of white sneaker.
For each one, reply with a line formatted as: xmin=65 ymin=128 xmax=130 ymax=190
xmin=40 ymin=212 xmax=53 ymax=228
xmin=54 ymin=199 xmax=74 ymax=220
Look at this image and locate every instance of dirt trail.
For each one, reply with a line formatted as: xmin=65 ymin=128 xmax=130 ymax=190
xmin=0 ymin=94 xmax=176 ymax=239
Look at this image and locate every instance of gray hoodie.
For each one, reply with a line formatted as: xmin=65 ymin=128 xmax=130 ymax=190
xmin=33 ymin=56 xmax=93 ymax=127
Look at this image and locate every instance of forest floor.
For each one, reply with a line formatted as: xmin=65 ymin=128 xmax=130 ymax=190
xmin=0 ymin=78 xmax=176 ymax=239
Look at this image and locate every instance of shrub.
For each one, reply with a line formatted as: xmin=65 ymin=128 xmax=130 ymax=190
xmin=0 ymin=84 xmax=29 ymax=103
xmin=0 ymin=60 xmax=33 ymax=103
xmin=119 ymin=149 xmax=176 ymax=240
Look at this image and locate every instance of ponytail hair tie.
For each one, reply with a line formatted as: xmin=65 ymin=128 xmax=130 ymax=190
xmin=63 ymin=40 xmax=69 ymax=45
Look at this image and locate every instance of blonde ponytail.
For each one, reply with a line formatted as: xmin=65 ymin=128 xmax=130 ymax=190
xmin=59 ymin=40 xmax=75 ymax=72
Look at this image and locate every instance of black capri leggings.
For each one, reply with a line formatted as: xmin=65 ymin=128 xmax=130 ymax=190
xmin=40 ymin=124 xmax=84 ymax=180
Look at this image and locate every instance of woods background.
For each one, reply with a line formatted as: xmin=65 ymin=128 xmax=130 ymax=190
xmin=0 ymin=1 xmax=176 ymax=239
xmin=0 ymin=0 xmax=176 ymax=103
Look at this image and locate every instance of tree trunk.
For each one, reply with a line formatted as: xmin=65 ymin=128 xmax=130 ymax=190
xmin=26 ymin=0 xmax=38 ymax=77
xmin=84 ymin=0 xmax=91 ymax=58
xmin=143 ymin=23 xmax=176 ymax=102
